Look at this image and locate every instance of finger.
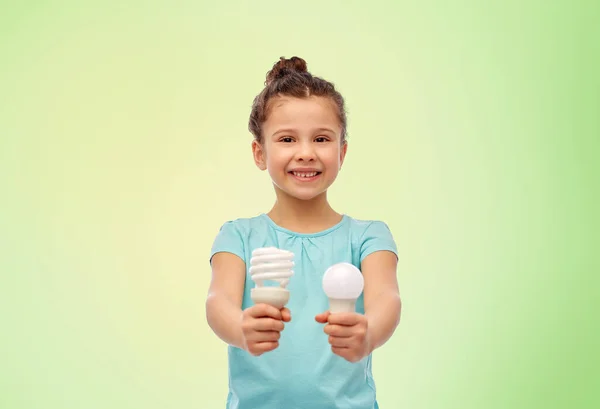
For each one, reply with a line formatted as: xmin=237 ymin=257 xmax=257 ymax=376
xmin=331 ymin=346 xmax=351 ymax=360
xmin=315 ymin=311 xmax=330 ymax=323
xmin=249 ymin=330 xmax=281 ymax=343
xmin=281 ymin=308 xmax=292 ymax=322
xmin=331 ymin=347 xmax=361 ymax=363
xmin=323 ymin=324 xmax=354 ymax=338
xmin=253 ymin=318 xmax=285 ymax=332
xmin=250 ymin=304 xmax=283 ymax=320
xmin=328 ymin=335 xmax=352 ymax=348
xmin=250 ymin=341 xmax=279 ymax=355
xmin=327 ymin=312 xmax=364 ymax=326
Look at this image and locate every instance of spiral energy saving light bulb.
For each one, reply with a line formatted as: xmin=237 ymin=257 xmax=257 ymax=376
xmin=249 ymin=247 xmax=294 ymax=309
xmin=322 ymin=262 xmax=364 ymax=313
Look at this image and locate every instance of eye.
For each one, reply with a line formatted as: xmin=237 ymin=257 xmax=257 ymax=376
xmin=280 ymin=136 xmax=294 ymax=143
xmin=315 ymin=136 xmax=329 ymax=142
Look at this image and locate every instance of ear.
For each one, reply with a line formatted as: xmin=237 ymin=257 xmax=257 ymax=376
xmin=252 ymin=140 xmax=267 ymax=171
xmin=339 ymin=140 xmax=348 ymax=169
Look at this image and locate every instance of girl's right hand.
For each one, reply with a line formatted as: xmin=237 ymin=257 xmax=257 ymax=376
xmin=240 ymin=304 xmax=291 ymax=356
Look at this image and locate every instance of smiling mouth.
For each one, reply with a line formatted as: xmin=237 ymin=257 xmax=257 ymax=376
xmin=289 ymin=171 xmax=322 ymax=178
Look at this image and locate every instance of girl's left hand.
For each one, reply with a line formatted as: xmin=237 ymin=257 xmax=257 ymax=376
xmin=315 ymin=311 xmax=371 ymax=363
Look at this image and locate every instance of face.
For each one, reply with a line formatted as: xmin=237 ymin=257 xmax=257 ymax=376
xmin=252 ymin=95 xmax=347 ymax=202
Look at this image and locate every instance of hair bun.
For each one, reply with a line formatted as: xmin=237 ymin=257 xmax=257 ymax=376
xmin=265 ymin=56 xmax=308 ymax=85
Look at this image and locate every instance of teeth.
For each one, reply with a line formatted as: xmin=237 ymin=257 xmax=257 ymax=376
xmin=292 ymin=171 xmax=318 ymax=178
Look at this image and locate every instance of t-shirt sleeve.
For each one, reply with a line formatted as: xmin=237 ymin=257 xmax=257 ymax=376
xmin=209 ymin=221 xmax=246 ymax=264
xmin=359 ymin=221 xmax=398 ymax=262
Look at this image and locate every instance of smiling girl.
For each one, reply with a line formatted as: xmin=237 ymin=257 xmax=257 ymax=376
xmin=206 ymin=56 xmax=401 ymax=409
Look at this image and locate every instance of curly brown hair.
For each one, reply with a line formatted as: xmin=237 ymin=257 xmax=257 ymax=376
xmin=248 ymin=56 xmax=347 ymax=144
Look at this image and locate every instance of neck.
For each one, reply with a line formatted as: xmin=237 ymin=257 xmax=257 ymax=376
xmin=267 ymin=189 xmax=342 ymax=233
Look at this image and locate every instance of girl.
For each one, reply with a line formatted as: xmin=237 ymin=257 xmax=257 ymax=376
xmin=206 ymin=56 xmax=401 ymax=409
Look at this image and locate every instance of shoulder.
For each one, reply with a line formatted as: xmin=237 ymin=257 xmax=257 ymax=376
xmin=210 ymin=214 xmax=270 ymax=262
xmin=343 ymin=215 xmax=398 ymax=261
xmin=344 ymin=215 xmax=394 ymax=238
xmin=215 ymin=214 xmax=270 ymax=236
xmin=211 ymin=213 xmax=274 ymax=247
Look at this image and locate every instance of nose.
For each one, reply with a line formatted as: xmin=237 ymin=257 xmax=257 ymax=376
xmin=295 ymin=140 xmax=316 ymax=162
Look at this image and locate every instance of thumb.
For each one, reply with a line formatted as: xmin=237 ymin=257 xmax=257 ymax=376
xmin=281 ymin=307 xmax=292 ymax=322
xmin=315 ymin=311 xmax=330 ymax=324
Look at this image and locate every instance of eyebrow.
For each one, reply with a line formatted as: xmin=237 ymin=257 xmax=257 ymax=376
xmin=272 ymin=127 xmax=336 ymax=136
xmin=315 ymin=127 xmax=336 ymax=134
xmin=272 ymin=128 xmax=296 ymax=136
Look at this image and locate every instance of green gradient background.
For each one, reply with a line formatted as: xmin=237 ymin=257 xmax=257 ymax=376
xmin=1 ymin=1 xmax=598 ymax=408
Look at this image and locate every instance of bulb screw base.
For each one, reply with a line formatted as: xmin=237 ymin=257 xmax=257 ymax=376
xmin=328 ymin=298 xmax=356 ymax=314
xmin=251 ymin=287 xmax=290 ymax=309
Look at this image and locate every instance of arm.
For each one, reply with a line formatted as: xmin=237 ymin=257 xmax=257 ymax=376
xmin=362 ymin=250 xmax=402 ymax=353
xmin=206 ymin=251 xmax=291 ymax=355
xmin=319 ymin=249 xmax=401 ymax=363
xmin=205 ymin=252 xmax=246 ymax=349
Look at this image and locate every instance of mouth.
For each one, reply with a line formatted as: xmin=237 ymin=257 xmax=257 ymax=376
xmin=288 ymin=170 xmax=322 ymax=181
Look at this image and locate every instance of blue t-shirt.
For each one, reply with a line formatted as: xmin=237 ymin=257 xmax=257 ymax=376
xmin=209 ymin=213 xmax=398 ymax=409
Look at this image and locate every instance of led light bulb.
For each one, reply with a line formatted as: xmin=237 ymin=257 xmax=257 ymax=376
xmin=249 ymin=247 xmax=294 ymax=309
xmin=322 ymin=262 xmax=364 ymax=313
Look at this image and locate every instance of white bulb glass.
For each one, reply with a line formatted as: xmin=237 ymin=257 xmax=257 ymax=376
xmin=249 ymin=247 xmax=294 ymax=308
xmin=322 ymin=262 xmax=364 ymax=313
